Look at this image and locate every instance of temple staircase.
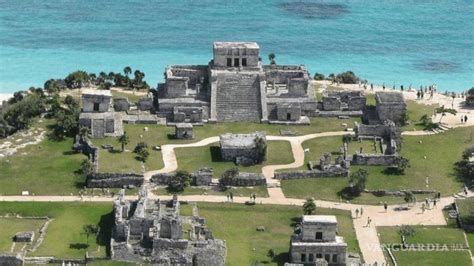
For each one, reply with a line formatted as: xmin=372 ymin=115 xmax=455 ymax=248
xmin=215 ymin=73 xmax=262 ymax=122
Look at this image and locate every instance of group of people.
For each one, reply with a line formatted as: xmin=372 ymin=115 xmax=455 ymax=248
xmin=460 ymin=115 xmax=469 ymax=123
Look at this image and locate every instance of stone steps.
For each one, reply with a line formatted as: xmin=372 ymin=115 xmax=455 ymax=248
xmin=215 ymin=73 xmax=262 ymax=122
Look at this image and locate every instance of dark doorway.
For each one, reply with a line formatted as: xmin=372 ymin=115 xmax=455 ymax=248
xmin=242 ymin=58 xmax=247 ymax=66
xmin=287 ymin=113 xmax=291 ymax=120
xmin=316 ymin=232 xmax=323 ymax=240
xmin=234 ymin=58 xmax=239 ymax=67
xmin=93 ymin=103 xmax=100 ymax=112
xmin=227 ymin=58 xmax=232 ymax=67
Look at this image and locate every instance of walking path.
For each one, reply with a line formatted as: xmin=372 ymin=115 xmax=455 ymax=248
xmin=2 ymin=85 xmax=473 ymax=265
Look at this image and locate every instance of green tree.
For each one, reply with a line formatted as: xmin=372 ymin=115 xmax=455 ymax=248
xmin=64 ymin=70 xmax=90 ymax=89
xmin=267 ymin=249 xmax=275 ymax=260
xmin=398 ymin=224 xmax=416 ymax=247
xmin=386 ymin=156 xmax=410 ymax=175
xmin=404 ymin=191 xmax=415 ymax=207
xmin=168 ymin=171 xmax=192 ymax=192
xmin=82 ymin=224 xmax=99 ymax=245
xmin=134 ymin=142 xmax=149 ymax=162
xmin=466 ymin=87 xmax=474 ymax=105
xmin=79 ymin=126 xmax=90 ymax=138
xmin=303 ymin=198 xmax=316 ymax=215
xmin=314 ymin=73 xmax=325 ymax=80
xmin=349 ymin=169 xmax=368 ymax=196
xmin=118 ymin=132 xmax=129 ymax=152
xmin=53 ymin=96 xmax=80 ymax=138
xmin=44 ymin=79 xmax=66 ymax=95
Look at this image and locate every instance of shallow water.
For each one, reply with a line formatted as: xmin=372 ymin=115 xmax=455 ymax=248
xmin=0 ymin=0 xmax=472 ymax=92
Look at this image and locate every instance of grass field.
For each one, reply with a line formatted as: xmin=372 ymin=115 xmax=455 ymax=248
xmin=0 ymin=202 xmax=112 ymax=258
xmin=281 ymin=126 xmax=473 ymax=204
xmin=0 ymin=120 xmax=87 ymax=195
xmin=456 ymin=198 xmax=474 ymax=226
xmin=0 ymin=217 xmax=46 ymax=253
xmin=174 ymin=140 xmax=294 ymax=178
xmin=378 ymin=226 xmax=472 ymax=266
xmin=0 ymin=202 xmax=359 ymax=265
xmin=110 ymin=90 xmax=144 ymax=103
xmin=197 ymin=203 xmax=360 ymax=266
xmin=154 ymin=185 xmax=269 ymax=198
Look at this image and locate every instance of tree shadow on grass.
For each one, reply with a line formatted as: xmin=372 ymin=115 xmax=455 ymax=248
xmin=382 ymin=167 xmax=403 ymax=176
xmin=167 ymin=133 xmax=176 ymax=140
xmin=337 ymin=187 xmax=357 ymax=201
xmin=97 ymin=211 xmax=114 ymax=256
xmin=210 ymin=146 xmax=224 ymax=162
xmin=69 ymin=243 xmax=89 ymax=250
xmin=290 ymin=217 xmax=301 ymax=227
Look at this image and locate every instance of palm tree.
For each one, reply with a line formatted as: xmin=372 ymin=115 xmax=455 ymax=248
xmin=303 ymin=198 xmax=316 ymax=215
xmin=268 ymin=53 xmax=276 ymax=65
xmin=123 ymin=66 xmax=132 ymax=77
xmin=118 ymin=131 xmax=129 ymax=152
xmin=435 ymin=105 xmax=457 ymax=123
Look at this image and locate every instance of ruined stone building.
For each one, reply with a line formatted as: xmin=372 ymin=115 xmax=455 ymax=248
xmin=111 ymin=189 xmax=226 ymax=265
xmin=219 ymin=132 xmax=267 ymax=165
xmin=157 ymin=42 xmax=317 ymax=124
xmin=289 ymin=215 xmax=347 ymax=265
xmin=79 ymin=89 xmax=123 ymax=138
xmin=375 ymin=91 xmax=407 ymax=124
xmin=320 ymin=91 xmax=366 ymax=112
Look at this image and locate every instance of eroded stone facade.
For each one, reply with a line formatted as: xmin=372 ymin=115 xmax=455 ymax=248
xmin=290 ymin=215 xmax=347 ymax=265
xmin=219 ymin=132 xmax=267 ymax=165
xmin=111 ymin=189 xmax=226 ymax=265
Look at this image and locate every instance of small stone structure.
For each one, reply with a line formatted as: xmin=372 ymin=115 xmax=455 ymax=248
xmin=321 ymin=91 xmax=366 ymax=112
xmin=352 ymin=121 xmax=400 ymax=166
xmin=137 ymin=97 xmax=154 ymax=111
xmin=375 ymin=91 xmax=407 ymax=124
xmin=113 ymin=97 xmax=130 ymax=112
xmin=175 ymin=123 xmax=193 ymax=139
xmin=0 ymin=254 xmax=23 ymax=266
xmin=219 ymin=168 xmax=266 ymax=187
xmin=219 ymin=132 xmax=266 ymax=165
xmin=79 ymin=89 xmax=123 ymax=138
xmin=111 ymin=189 xmax=226 ymax=265
xmin=289 ymin=215 xmax=347 ymax=265
xmin=13 ymin=231 xmax=34 ymax=242
xmin=277 ymin=103 xmax=302 ymax=121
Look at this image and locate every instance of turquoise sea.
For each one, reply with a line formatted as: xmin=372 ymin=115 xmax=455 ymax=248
xmin=0 ymin=0 xmax=473 ymax=93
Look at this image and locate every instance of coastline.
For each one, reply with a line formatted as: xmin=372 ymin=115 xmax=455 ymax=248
xmin=0 ymin=93 xmax=13 ymax=106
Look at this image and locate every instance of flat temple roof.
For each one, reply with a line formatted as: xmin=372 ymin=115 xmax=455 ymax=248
xmin=213 ymin=42 xmax=259 ymax=49
xmin=302 ymin=215 xmax=337 ymax=224
xmin=81 ymin=89 xmax=112 ymax=97
xmin=376 ymin=91 xmax=404 ymax=103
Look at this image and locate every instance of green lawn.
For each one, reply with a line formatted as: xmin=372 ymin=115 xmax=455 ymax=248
xmin=0 ymin=217 xmax=46 ymax=253
xmin=0 ymin=202 xmax=112 ymax=258
xmin=174 ymin=141 xmax=294 ymax=178
xmin=0 ymin=121 xmax=87 ymax=195
xmin=197 ymin=203 xmax=360 ymax=266
xmin=378 ymin=226 xmax=472 ymax=266
xmin=111 ymin=90 xmax=144 ymax=103
xmin=456 ymin=198 xmax=474 ymax=226
xmin=281 ymin=126 xmax=473 ymax=204
xmin=403 ymin=100 xmax=439 ymax=131
xmin=154 ymin=185 xmax=269 ymax=198
xmin=466 ymin=232 xmax=474 ymax=254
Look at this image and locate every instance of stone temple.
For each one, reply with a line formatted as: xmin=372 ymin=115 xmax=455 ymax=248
xmin=111 ymin=189 xmax=226 ymax=265
xmin=289 ymin=215 xmax=347 ymax=265
xmin=157 ymin=42 xmax=317 ymax=124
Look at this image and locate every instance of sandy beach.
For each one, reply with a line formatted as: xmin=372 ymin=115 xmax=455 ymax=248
xmin=0 ymin=93 xmax=13 ymax=105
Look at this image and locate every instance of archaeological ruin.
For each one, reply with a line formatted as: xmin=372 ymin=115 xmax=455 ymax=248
xmin=79 ymin=89 xmax=123 ymax=138
xmin=375 ymin=91 xmax=407 ymax=124
xmin=219 ymin=132 xmax=267 ymax=165
xmin=157 ymin=42 xmax=317 ymax=124
xmin=111 ymin=189 xmax=227 ymax=265
xmin=289 ymin=215 xmax=347 ymax=265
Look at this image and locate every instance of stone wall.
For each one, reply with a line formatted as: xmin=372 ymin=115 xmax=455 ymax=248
xmin=87 ymin=173 xmax=144 ymax=188
xmin=351 ymin=153 xmax=398 ymax=166
xmin=168 ymin=65 xmax=208 ymax=87
xmin=219 ymin=169 xmax=266 ymax=186
xmin=274 ymin=167 xmax=349 ymax=180
xmin=150 ymin=168 xmax=213 ymax=186
xmin=150 ymin=173 xmax=175 ymax=185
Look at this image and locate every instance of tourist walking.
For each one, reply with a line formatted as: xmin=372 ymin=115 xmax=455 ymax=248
xmin=384 ymin=202 xmax=388 ymax=212
xmin=465 ymin=115 xmax=468 ymax=123
xmin=229 ymin=191 xmax=234 ymax=202
xmin=461 ymin=116 xmax=464 ymax=123
xmin=355 ymin=208 xmax=360 ymax=218
xmin=360 ymin=207 xmax=364 ymax=217
xmin=366 ymin=217 xmax=372 ymax=227
xmin=433 ymin=199 xmax=437 ymax=208
xmin=421 ymin=203 xmax=426 ymax=213
xmin=383 ymin=83 xmax=385 ymax=90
